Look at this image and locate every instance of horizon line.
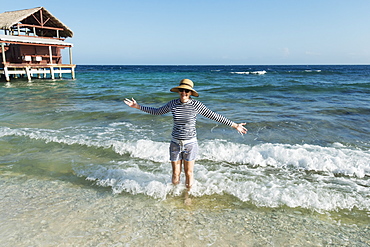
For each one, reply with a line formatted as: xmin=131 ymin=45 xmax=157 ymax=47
xmin=75 ymin=64 xmax=370 ymax=66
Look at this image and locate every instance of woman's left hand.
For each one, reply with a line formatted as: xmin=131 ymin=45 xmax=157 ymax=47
xmin=124 ymin=98 xmax=140 ymax=109
xmin=233 ymin=123 xmax=248 ymax=135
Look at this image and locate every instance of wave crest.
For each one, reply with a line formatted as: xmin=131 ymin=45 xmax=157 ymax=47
xmin=2 ymin=126 xmax=370 ymax=212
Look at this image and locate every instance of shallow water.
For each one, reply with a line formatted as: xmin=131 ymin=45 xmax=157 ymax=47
xmin=1 ymin=65 xmax=369 ymax=245
xmin=1 ymin=175 xmax=369 ymax=246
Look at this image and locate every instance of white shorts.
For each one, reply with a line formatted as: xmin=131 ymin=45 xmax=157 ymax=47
xmin=169 ymin=138 xmax=198 ymax=162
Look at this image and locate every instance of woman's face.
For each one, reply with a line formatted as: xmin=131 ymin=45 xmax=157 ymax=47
xmin=178 ymin=89 xmax=191 ymax=103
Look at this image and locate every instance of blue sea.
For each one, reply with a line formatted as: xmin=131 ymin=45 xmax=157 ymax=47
xmin=1 ymin=65 xmax=369 ymax=246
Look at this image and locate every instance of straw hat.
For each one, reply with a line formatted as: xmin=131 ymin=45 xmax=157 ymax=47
xmin=170 ymin=79 xmax=199 ymax=97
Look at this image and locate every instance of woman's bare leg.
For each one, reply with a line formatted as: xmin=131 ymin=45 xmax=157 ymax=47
xmin=184 ymin=160 xmax=195 ymax=190
xmin=171 ymin=160 xmax=182 ymax=185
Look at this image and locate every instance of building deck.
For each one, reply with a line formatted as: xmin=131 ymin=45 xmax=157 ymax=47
xmin=1 ymin=63 xmax=75 ymax=81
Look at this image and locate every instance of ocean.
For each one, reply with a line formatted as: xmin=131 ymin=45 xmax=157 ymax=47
xmin=0 ymin=65 xmax=369 ymax=246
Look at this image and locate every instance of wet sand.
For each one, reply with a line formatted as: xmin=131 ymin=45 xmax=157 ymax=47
xmin=1 ymin=175 xmax=369 ymax=247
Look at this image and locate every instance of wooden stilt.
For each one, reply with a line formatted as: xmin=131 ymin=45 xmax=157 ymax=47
xmin=4 ymin=67 xmax=10 ymax=82
xmin=71 ymin=67 xmax=75 ymax=79
xmin=25 ymin=67 xmax=31 ymax=82
xmin=1 ymin=43 xmax=6 ymax=64
xmin=50 ymin=66 xmax=55 ymax=79
xmin=1 ymin=43 xmax=9 ymax=81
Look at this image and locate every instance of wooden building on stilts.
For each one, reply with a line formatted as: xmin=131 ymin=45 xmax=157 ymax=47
xmin=0 ymin=7 xmax=75 ymax=82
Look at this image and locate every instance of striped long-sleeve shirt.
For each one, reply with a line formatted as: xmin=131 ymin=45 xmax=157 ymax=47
xmin=140 ymin=98 xmax=235 ymax=140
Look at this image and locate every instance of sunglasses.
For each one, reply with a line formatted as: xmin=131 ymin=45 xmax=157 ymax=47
xmin=179 ymin=89 xmax=191 ymax=93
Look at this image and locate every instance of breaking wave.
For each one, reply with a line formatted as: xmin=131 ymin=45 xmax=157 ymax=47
xmin=1 ymin=125 xmax=369 ymax=212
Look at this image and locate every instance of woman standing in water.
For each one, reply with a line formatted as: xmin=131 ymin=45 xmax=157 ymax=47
xmin=124 ymin=79 xmax=247 ymax=190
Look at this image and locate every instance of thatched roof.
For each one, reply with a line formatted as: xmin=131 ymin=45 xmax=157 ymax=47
xmin=0 ymin=7 xmax=73 ymax=38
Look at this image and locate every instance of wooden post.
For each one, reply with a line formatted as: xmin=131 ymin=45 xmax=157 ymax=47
xmin=1 ymin=43 xmax=9 ymax=81
xmin=71 ymin=66 xmax=75 ymax=79
xmin=4 ymin=67 xmax=10 ymax=82
xmin=1 ymin=42 xmax=6 ymax=63
xmin=25 ymin=67 xmax=31 ymax=82
xmin=69 ymin=47 xmax=73 ymax=64
xmin=69 ymin=47 xmax=75 ymax=79
xmin=49 ymin=46 xmax=53 ymax=64
xmin=50 ymin=66 xmax=55 ymax=79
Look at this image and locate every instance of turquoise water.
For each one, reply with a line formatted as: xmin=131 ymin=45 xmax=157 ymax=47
xmin=1 ymin=65 xmax=369 ymax=246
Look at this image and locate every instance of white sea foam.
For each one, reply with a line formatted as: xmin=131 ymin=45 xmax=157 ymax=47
xmin=199 ymin=140 xmax=370 ymax=178
xmin=74 ymin=162 xmax=173 ymax=199
xmin=231 ymin=70 xmax=267 ymax=75
xmin=231 ymin=71 xmax=253 ymax=75
xmin=305 ymin=70 xmax=322 ymax=72
xmin=193 ymin=165 xmax=370 ymax=211
xmin=2 ymin=126 xmax=369 ymax=177
xmin=72 ymin=158 xmax=370 ymax=212
xmin=2 ymin=126 xmax=370 ymax=211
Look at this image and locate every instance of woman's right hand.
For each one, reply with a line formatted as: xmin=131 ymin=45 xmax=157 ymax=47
xmin=124 ymin=98 xmax=140 ymax=109
xmin=232 ymin=123 xmax=248 ymax=135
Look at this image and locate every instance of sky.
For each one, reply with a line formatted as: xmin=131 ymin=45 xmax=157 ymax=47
xmin=2 ymin=0 xmax=370 ymax=65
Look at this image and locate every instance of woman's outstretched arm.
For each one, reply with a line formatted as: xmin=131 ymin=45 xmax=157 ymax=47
xmin=124 ymin=98 xmax=171 ymax=115
xmin=195 ymin=100 xmax=248 ymax=135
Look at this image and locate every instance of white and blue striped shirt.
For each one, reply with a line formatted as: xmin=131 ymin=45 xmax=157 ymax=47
xmin=140 ymin=98 xmax=235 ymax=140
